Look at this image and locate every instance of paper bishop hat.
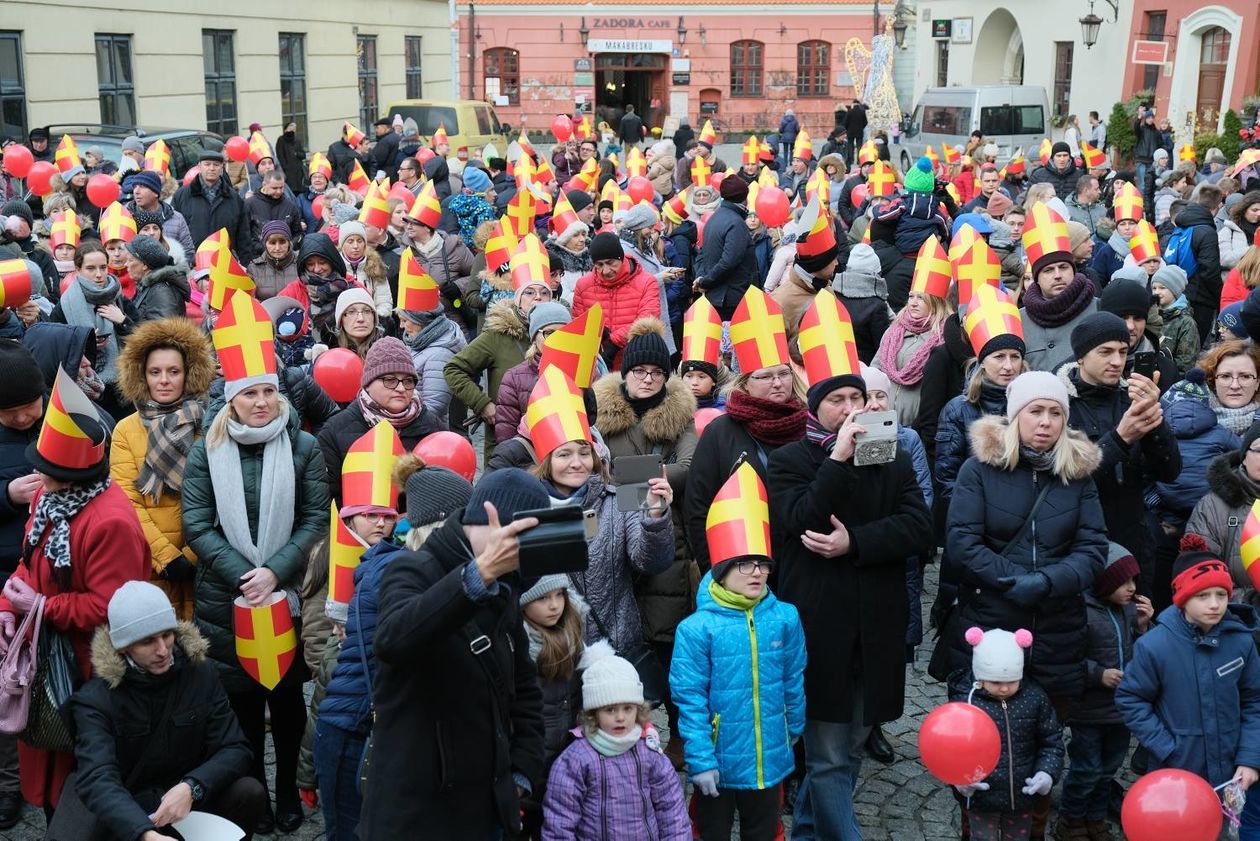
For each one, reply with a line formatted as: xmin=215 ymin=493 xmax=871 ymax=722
xmin=484 ymin=218 xmax=519 ymax=274
xmin=729 ymin=287 xmax=789 ymax=373
xmin=234 ymin=593 xmax=297 ymax=690
xmin=795 ymin=193 xmax=837 ymax=260
xmin=509 ymin=233 xmax=550 ymax=293
xmin=1080 ymin=141 xmax=1106 ymax=170
xmin=792 ymin=129 xmax=813 ymax=162
xmin=1129 ymin=219 xmax=1161 ymax=264
xmin=397 ymin=251 xmax=440 ymax=312
xmin=49 ymin=210 xmax=81 ymax=251
xmin=308 ymin=153 xmax=333 ymax=179
xmin=0 ymin=259 xmax=33 ymax=309
xmin=358 ymin=181 xmax=392 ymax=229
xmin=1022 ymin=204 xmax=1073 ymax=277
xmin=1112 ymin=182 xmax=1144 ymax=223
xmin=858 ymin=141 xmax=879 ymax=165
xmin=742 ymin=135 xmax=760 ymax=166
xmin=540 ymin=303 xmax=604 ymax=388
xmin=212 ymin=289 xmax=277 ymax=399
xmin=98 ymin=202 xmax=136 ymax=244
xmin=698 ymin=120 xmax=717 ymax=147
xmin=910 ymin=236 xmax=952 ymax=299
xmin=798 ymin=292 xmax=860 ymax=387
xmin=248 ymin=131 xmax=273 ymax=165
xmin=526 ymin=366 xmax=591 ymax=460
xmin=964 ymin=284 xmax=1025 ymax=359
xmin=340 ymin=420 xmax=405 ymax=517
xmin=406 ymin=180 xmax=442 ymax=229
xmin=143 ymin=139 xmax=171 ymax=176
xmin=30 ymin=366 xmax=108 ymax=481
xmin=344 ymin=121 xmax=367 ymax=147
xmin=54 ymin=135 xmax=82 ymax=177
xmin=681 ymin=297 xmax=723 ymax=367
xmin=199 ymin=229 xmax=256 ymax=311
xmin=706 ymin=462 xmax=771 ymax=570
xmin=868 ymin=161 xmax=897 ymax=198
xmin=953 ymin=237 xmax=1003 ymax=309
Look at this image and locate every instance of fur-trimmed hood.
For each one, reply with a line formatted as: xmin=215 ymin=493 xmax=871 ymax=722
xmin=483 ymin=299 xmax=529 ymax=341
xmin=115 ymin=316 xmax=217 ymax=405
xmin=1206 ymin=450 xmax=1252 ymax=508
xmin=968 ymin=414 xmax=1102 ymax=482
xmin=90 ymin=621 xmax=208 ymax=689
xmin=593 ymin=374 xmax=697 ymax=442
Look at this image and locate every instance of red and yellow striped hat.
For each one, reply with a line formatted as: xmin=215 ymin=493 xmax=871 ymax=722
xmin=663 ymin=190 xmax=689 ymax=225
xmin=340 ymin=420 xmax=405 ymax=517
xmin=49 ymin=210 xmax=81 ymax=251
xmin=308 ymin=152 xmax=333 ymax=180
xmin=798 ymin=291 xmax=860 ymax=388
xmin=143 ymin=139 xmax=171 ymax=177
xmin=397 ymin=251 xmax=440 ymax=312
xmin=54 ymin=135 xmax=82 ymax=177
xmin=681 ymin=297 xmax=722 ymax=367
xmin=358 ymin=181 xmax=392 ymax=230
xmin=706 ymin=462 xmax=771 ymax=570
xmin=248 ymin=131 xmax=273 ymax=165
xmin=346 ymin=160 xmax=371 ymax=196
xmin=1080 ymin=141 xmax=1106 ymax=170
xmin=33 ymin=366 xmax=107 ymax=479
xmin=963 ymin=284 xmax=1024 ymax=359
xmin=540 ymin=303 xmax=604 ymax=388
xmin=509 ymin=232 xmax=550 ymax=293
xmin=1112 ymin=182 xmax=1144 ymax=223
xmin=730 ymin=287 xmax=789 ymax=373
xmin=911 ymin=236 xmax=952 ymax=299
xmin=484 ymin=218 xmax=519 ymax=274
xmin=1022 ymin=203 xmax=1073 ymax=278
xmin=1129 ymin=219 xmax=1162 ymax=265
xmin=343 ymin=122 xmax=367 ymax=147
xmin=698 ymin=120 xmax=718 ymax=148
xmin=212 ymin=289 xmax=277 ymax=398
xmin=954 ymin=237 xmax=1003 ymax=309
xmin=742 ymin=135 xmax=760 ymax=166
xmin=98 ymin=202 xmax=136 ymax=244
xmin=792 ymin=128 xmax=813 ymax=162
xmin=526 ymin=366 xmax=591 ymax=460
xmin=406 ymin=180 xmax=443 ymax=230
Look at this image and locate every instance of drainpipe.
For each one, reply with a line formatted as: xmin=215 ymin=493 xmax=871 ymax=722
xmin=468 ymin=2 xmax=477 ymax=100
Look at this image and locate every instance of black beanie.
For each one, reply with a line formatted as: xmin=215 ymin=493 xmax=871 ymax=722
xmin=807 ymin=374 xmax=867 ymax=415
xmin=1051 ymin=141 xmax=1071 ymax=158
xmin=0 ymin=340 xmax=45 ymax=409
xmin=719 ymin=176 xmax=749 ymax=203
xmin=1099 ymin=279 xmax=1153 ymax=319
xmin=566 ymin=190 xmax=594 ymax=214
xmin=621 ymin=331 xmax=672 ymax=379
xmin=407 ymin=465 xmax=473 ymax=528
xmin=1241 ymin=421 xmax=1260 ymax=457
xmin=1071 ymin=312 xmax=1130 ymax=360
xmin=1 ymin=199 xmax=33 ymax=228
xmin=796 ymin=244 xmax=839 ymax=275
xmin=588 ymin=232 xmax=623 ymax=264
xmin=978 ymin=333 xmax=1027 ymax=362
xmin=680 ymin=360 xmax=719 ymax=380
xmin=462 ymin=468 xmax=550 ymax=525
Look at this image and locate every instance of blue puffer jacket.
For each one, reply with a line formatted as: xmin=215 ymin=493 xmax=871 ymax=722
xmin=1154 ymin=398 xmax=1240 ymax=523
xmin=669 ymin=573 xmax=807 ymax=790
xmin=318 ymin=539 xmax=406 ymax=735
xmin=1116 ymin=604 xmax=1260 ymax=786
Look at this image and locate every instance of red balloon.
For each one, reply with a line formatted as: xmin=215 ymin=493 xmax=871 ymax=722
xmin=918 ymin=702 xmax=1001 ymax=786
xmin=416 ymin=148 xmax=436 ymax=166
xmin=86 ymin=173 xmax=121 ymax=209
xmin=626 ymin=176 xmax=654 ymax=205
xmin=311 ymin=195 xmax=327 ymax=220
xmin=25 ymin=161 xmax=56 ymax=197
xmin=754 ymin=186 xmax=791 ymax=228
xmin=2 ymin=144 xmax=33 ymax=178
xmin=413 ymin=431 xmax=477 ymax=481
xmin=1122 ymin=770 xmax=1220 ymax=841
xmin=710 ymin=172 xmax=727 ymax=189
xmin=182 ymin=165 xmax=201 ymax=186
xmin=695 ymin=408 xmax=723 ymax=437
xmin=312 ymin=348 xmax=364 ymax=404
xmin=696 ymin=211 xmax=713 ymax=247
xmin=225 ymin=136 xmax=250 ymax=162
xmin=387 ymin=181 xmax=415 ymax=204
xmin=552 ymin=115 xmax=573 ymax=142
xmin=850 ymin=183 xmax=869 ymax=207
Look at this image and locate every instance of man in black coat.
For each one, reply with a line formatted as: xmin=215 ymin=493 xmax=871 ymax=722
xmin=844 ymin=100 xmax=868 ymax=165
xmin=171 ymin=149 xmax=257 ymax=260
xmin=695 ymin=177 xmax=756 ymax=322
xmin=672 ymin=121 xmax=695 ymax=158
xmin=275 ymin=122 xmax=306 ymax=192
xmin=618 ymin=104 xmax=644 ymax=149
xmin=768 ymin=370 xmax=933 ymax=840
xmin=245 ymin=171 xmax=303 ymax=242
xmin=359 ymin=469 xmax=546 ymax=838
xmin=1172 ymin=191 xmax=1224 ymax=340
xmin=1028 ymin=142 xmax=1082 ymax=199
xmin=369 ymin=117 xmax=401 ymax=179
xmin=1060 ymin=312 xmax=1180 ymax=595
xmin=63 ymin=581 xmax=264 ymax=841
xmin=327 ymin=131 xmax=369 ymax=186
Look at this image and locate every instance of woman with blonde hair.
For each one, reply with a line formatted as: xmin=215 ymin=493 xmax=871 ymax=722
xmin=873 ymin=282 xmax=950 ymax=425
xmin=1022 ymin=182 xmax=1057 ymax=211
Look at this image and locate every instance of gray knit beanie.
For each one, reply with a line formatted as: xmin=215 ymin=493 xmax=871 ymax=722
xmin=108 ymin=581 xmax=178 ymax=650
xmin=406 ymin=465 xmax=473 ymax=527
xmin=519 ymin=574 xmax=570 ymax=606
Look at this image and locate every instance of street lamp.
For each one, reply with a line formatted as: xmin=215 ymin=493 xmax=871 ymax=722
xmin=578 ymin=17 xmax=589 ymax=44
xmin=677 ymin=17 xmax=687 ymax=44
xmin=1079 ymin=3 xmax=1103 ymax=48
xmin=892 ymin=17 xmax=908 ymax=47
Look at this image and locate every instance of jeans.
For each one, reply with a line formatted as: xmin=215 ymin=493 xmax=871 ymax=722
xmin=1058 ymin=723 xmax=1131 ymax=821
xmin=1135 ymin=162 xmax=1149 ymax=207
xmin=313 ymin=719 xmax=367 ymax=841
xmin=792 ymin=684 xmax=870 ymax=841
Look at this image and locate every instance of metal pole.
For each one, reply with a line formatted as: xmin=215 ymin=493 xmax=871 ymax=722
xmin=468 ymin=3 xmax=476 ymax=100
xmin=874 ymin=0 xmax=881 ymax=36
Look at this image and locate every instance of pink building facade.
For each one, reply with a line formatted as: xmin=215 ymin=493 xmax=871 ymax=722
xmin=457 ymin=0 xmax=883 ymax=142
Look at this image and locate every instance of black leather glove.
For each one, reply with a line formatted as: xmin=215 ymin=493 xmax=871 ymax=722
xmin=998 ymin=572 xmax=1051 ymax=608
xmin=162 ymin=556 xmax=197 ymax=583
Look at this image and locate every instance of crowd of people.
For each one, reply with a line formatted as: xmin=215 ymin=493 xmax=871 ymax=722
xmin=0 ymin=104 xmax=1257 ymax=841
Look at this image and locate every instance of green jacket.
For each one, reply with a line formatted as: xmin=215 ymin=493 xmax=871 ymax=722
xmin=1159 ymin=304 xmax=1200 ymax=376
xmin=181 ymin=407 xmax=330 ymax=693
xmin=443 ymin=299 xmax=530 ymax=452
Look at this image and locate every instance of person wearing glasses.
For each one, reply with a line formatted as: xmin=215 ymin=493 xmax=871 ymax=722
xmin=317 ymin=337 xmax=444 ymax=508
xmin=329 ymin=287 xmax=384 ymax=361
xmin=768 ymin=367 xmax=933 ymax=841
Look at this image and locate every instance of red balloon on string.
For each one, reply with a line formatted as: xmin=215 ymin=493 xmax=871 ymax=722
xmin=695 ymin=408 xmax=723 ymax=437
xmin=25 ymin=161 xmax=57 ymax=197
xmin=86 ymin=174 xmax=121 ymax=209
xmin=552 ymin=115 xmax=573 ymax=142
xmin=416 ymin=148 xmax=436 ymax=166
xmin=311 ymin=349 xmax=364 ymax=404
xmin=413 ymin=431 xmax=477 ymax=481
xmin=311 ymin=195 xmax=327 ymax=221
xmin=918 ymin=702 xmax=1001 ymax=786
xmin=224 ymin=136 xmax=250 ymax=162
xmin=182 ymin=165 xmax=201 ymax=186
xmin=754 ymin=186 xmax=791 ymax=228
xmin=2 ymin=144 xmax=33 ymax=178
xmin=1121 ymin=770 xmax=1220 ymax=841
xmin=626 ymin=177 xmax=654 ymax=205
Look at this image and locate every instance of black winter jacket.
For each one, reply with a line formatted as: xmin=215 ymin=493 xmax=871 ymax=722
xmin=1027 ymin=161 xmax=1082 ymax=200
xmin=316 ymin=401 xmax=444 ymax=505
xmin=0 ymin=387 xmax=38 ymax=574
xmin=132 ymin=265 xmax=190 ymax=323
xmin=208 ymin=360 xmax=339 ymax=435
xmin=171 ymin=176 xmax=256 ymax=261
xmin=832 ymin=270 xmax=891 ymax=364
xmin=326 ymin=139 xmax=362 ymax=186
xmin=1074 ymin=595 xmax=1139 ymax=725
xmin=932 ymin=377 xmax=1007 ymax=539
xmin=1174 ymin=204 xmax=1224 ymax=309
xmin=245 ymin=189 xmax=303 ymax=241
xmin=698 ymin=202 xmax=756 ymax=320
xmin=914 ymin=314 xmax=971 ymax=461
xmin=945 ymin=415 xmax=1108 ymax=697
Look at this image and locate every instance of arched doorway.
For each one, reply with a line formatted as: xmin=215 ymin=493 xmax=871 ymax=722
xmin=973 ymin=10 xmax=1022 ymax=86
xmin=1197 ymin=27 xmax=1230 ymax=125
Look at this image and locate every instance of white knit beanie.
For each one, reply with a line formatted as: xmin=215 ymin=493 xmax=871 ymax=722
xmin=582 ymin=655 xmax=644 ymax=710
xmin=965 ymin=627 xmax=1033 ymax=682
xmin=334 ymin=287 xmax=375 ymax=326
xmin=1005 ymin=371 xmax=1070 ymax=420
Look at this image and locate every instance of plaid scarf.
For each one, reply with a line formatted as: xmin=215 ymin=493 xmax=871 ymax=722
xmin=805 ymin=413 xmax=838 ymax=453
xmin=137 ymin=397 xmax=205 ymax=503
xmin=26 ymin=478 xmax=111 ymax=586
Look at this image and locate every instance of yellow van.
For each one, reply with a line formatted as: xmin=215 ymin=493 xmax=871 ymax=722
xmin=382 ymin=98 xmax=508 ymax=162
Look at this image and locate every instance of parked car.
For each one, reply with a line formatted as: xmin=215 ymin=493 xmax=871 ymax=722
xmin=381 ymin=99 xmax=509 ymax=161
xmin=898 ymin=86 xmax=1050 ymax=170
xmin=42 ymin=124 xmax=225 ymax=180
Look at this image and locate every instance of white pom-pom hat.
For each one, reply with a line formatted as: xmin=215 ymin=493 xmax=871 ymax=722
xmin=965 ymin=626 xmax=1033 ymax=683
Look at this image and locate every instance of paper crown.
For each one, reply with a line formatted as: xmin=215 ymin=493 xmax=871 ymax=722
xmin=795 ymin=193 xmax=837 ymax=260
xmin=0 ymin=259 xmax=33 ymax=309
xmin=742 ymin=135 xmax=760 ymax=166
xmin=798 ymin=291 xmax=860 ymax=387
xmin=1021 ymin=204 xmax=1072 ymax=268
xmin=868 ymin=161 xmax=897 ymax=198
xmin=143 ymin=139 xmax=171 ymax=176
xmin=706 ymin=462 xmax=771 ymax=566
xmin=964 ymin=284 xmax=1024 ymax=357
xmin=1129 ymin=219 xmax=1162 ymax=264
xmin=98 ymin=202 xmax=136 ymax=244
xmin=212 ymin=289 xmax=277 ymax=386
xmin=54 ymin=135 xmax=81 ymax=176
xmin=36 ymin=366 xmax=106 ymax=475
xmin=397 ymin=251 xmax=439 ymax=312
xmin=698 ymin=119 xmax=717 ymax=147
xmin=248 ymin=131 xmax=273 ymax=165
xmin=344 ymin=121 xmax=367 ymax=147
xmin=484 ymin=218 xmax=519 ymax=274
xmin=347 ymin=160 xmax=371 ymax=196
xmin=341 ymin=420 xmax=405 ymax=514
xmin=1112 ymin=182 xmax=1144 ymax=223
xmin=730 ymin=287 xmax=789 ymax=373
xmin=308 ymin=152 xmax=333 ymax=179
xmin=793 ymin=129 xmax=813 ymax=162
xmin=49 ymin=209 xmax=81 ymax=250
xmin=234 ymin=594 xmax=297 ymax=690
xmin=432 ymin=123 xmax=449 ymax=147
xmin=691 ymin=155 xmax=713 ymax=188
xmin=540 ymin=302 xmax=603 ymax=388
xmin=681 ymin=297 xmax=722 ymax=367
xmin=911 ymin=236 xmax=952 ymax=299
xmin=858 ymin=141 xmax=879 ymax=165
xmin=954 ymin=237 xmax=1003 ymax=307
xmin=358 ymin=181 xmax=392 ymax=229
xmin=406 ymin=180 xmax=443 ymax=229
xmin=1080 ymin=141 xmax=1106 ymax=169
xmin=626 ymin=147 xmax=646 ymax=178
xmin=510 ymin=233 xmax=550 ymax=292
xmin=526 ymin=365 xmax=591 ymax=460
xmin=199 ymin=229 xmax=256 ymax=311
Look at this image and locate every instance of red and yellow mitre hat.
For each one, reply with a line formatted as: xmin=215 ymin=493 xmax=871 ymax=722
xmin=798 ymin=291 xmax=860 ymax=388
xmin=1178 ymin=143 xmax=1196 ymax=163
xmin=98 ymin=202 xmax=136 ymax=244
xmin=432 ymin=123 xmax=449 ymax=147
xmin=910 ymin=236 xmax=952 ymax=299
xmin=484 ymin=218 xmax=518 ymax=274
xmin=1022 ymin=203 xmax=1073 ymax=277
xmin=858 ymin=140 xmax=879 ymax=166
xmin=941 ymin=145 xmax=961 ymax=166
xmin=1129 ymin=219 xmax=1162 ymax=264
xmin=1080 ymin=141 xmax=1106 ymax=170
xmin=540 ymin=303 xmax=603 ymax=388
xmin=954 ymin=237 xmax=1003 ymax=310
xmin=509 ymin=233 xmax=550 ymax=293
xmin=868 ymin=161 xmax=897 ymax=198
xmin=344 ymin=121 xmax=367 ymax=147
xmin=690 ymin=155 xmax=713 ymax=188
xmin=575 ymin=116 xmax=593 ymax=141
xmin=213 ymin=289 xmax=278 ymax=398
xmin=526 ymin=365 xmax=591 ymax=461
xmin=49 ymin=210 xmax=81 ymax=251
xmin=550 ymin=190 xmax=581 ymax=235
xmin=0 ymin=259 xmax=33 ymax=309
xmin=698 ymin=119 xmax=717 ymax=148
xmin=1005 ymin=148 xmax=1026 ymax=176
xmin=31 ymin=366 xmax=107 ymax=480
xmin=200 ymin=229 xmax=256 ymax=311
xmin=706 ymin=462 xmax=771 ymax=570
xmin=54 ymin=135 xmax=82 ymax=177
xmin=795 ymin=193 xmax=837 ymax=260
xmin=663 ymin=190 xmax=689 ymax=225
xmin=573 ymin=157 xmax=599 ymax=191
xmin=397 ymin=251 xmax=440 ymax=313
xmin=681 ymin=297 xmax=723 ymax=367
xmin=1038 ymin=138 xmax=1053 ymax=166
xmin=347 ymin=160 xmax=371 ymax=196
xmin=327 ymin=502 xmax=365 ymax=621
xmin=358 ymin=181 xmax=392 ymax=229
xmin=248 ymin=131 xmax=273 ymax=165
xmin=730 ymin=287 xmax=789 ymax=373
xmin=806 ymin=167 xmax=830 ymax=208
xmin=948 ymin=223 xmax=980 ymax=265
xmin=964 ymin=283 xmax=1025 ymax=359
xmin=340 ymin=420 xmax=405 ymax=517
xmin=505 ymin=189 xmax=539 ymax=237
xmin=144 ymin=139 xmax=171 ymax=177
xmin=793 ymin=129 xmax=813 ymax=162
xmin=1112 ymin=182 xmax=1144 ymax=223
xmin=406 ymin=180 xmax=443 ymax=230
xmin=757 ymin=164 xmax=777 ymax=188
xmin=234 ymin=593 xmax=297 ymax=690
xmin=742 ymin=135 xmax=760 ymax=166
xmin=308 ymin=152 xmax=333 ymax=180
xmin=626 ymin=147 xmax=647 ymax=178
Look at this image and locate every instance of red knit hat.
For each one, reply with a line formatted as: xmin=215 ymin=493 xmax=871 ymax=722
xmin=1171 ymin=534 xmax=1234 ymax=609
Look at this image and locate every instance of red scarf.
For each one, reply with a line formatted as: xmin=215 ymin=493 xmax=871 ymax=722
xmin=726 ymin=391 xmax=807 ymax=445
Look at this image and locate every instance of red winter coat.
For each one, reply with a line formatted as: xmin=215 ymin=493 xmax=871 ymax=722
xmin=572 ymin=257 xmax=661 ymax=369
xmin=1221 ymin=266 xmax=1248 ymax=310
xmin=0 ymin=481 xmax=149 ymax=808
xmin=495 ymin=354 xmax=541 ymax=444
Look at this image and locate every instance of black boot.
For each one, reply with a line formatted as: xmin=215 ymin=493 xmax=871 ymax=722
xmin=865 ymin=725 xmax=896 ymax=764
xmin=275 ymin=788 xmax=304 ymax=833
xmin=255 ymin=801 xmax=276 ymax=835
xmin=0 ymin=791 xmax=20 ymax=830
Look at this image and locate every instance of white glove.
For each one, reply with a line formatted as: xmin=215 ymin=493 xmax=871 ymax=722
xmin=691 ymin=769 xmax=720 ymax=797
xmin=1022 ymin=771 xmax=1053 ymax=796
xmin=306 ymin=343 xmax=329 ymax=362
xmin=954 ymin=781 xmax=990 ymax=797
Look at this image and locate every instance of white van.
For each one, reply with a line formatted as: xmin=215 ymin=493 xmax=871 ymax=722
xmin=898 ymin=86 xmax=1051 ymax=171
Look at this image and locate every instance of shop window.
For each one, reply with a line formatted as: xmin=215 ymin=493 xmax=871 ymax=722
xmin=484 ymin=47 xmax=519 ymax=106
xmin=730 ymin=40 xmax=763 ymax=98
xmin=796 ymin=40 xmax=830 ymax=98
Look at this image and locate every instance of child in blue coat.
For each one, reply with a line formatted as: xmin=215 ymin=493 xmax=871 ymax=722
xmin=670 ymin=543 xmax=807 ymax=840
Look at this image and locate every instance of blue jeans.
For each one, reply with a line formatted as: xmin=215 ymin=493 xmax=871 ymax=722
xmin=792 ymin=684 xmax=870 ymax=841
xmin=1240 ymin=784 xmax=1260 ymax=841
xmin=1135 ymin=162 xmax=1149 ymax=204
xmin=1059 ymin=723 xmax=1130 ymax=821
xmin=313 ymin=718 xmax=367 ymax=841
